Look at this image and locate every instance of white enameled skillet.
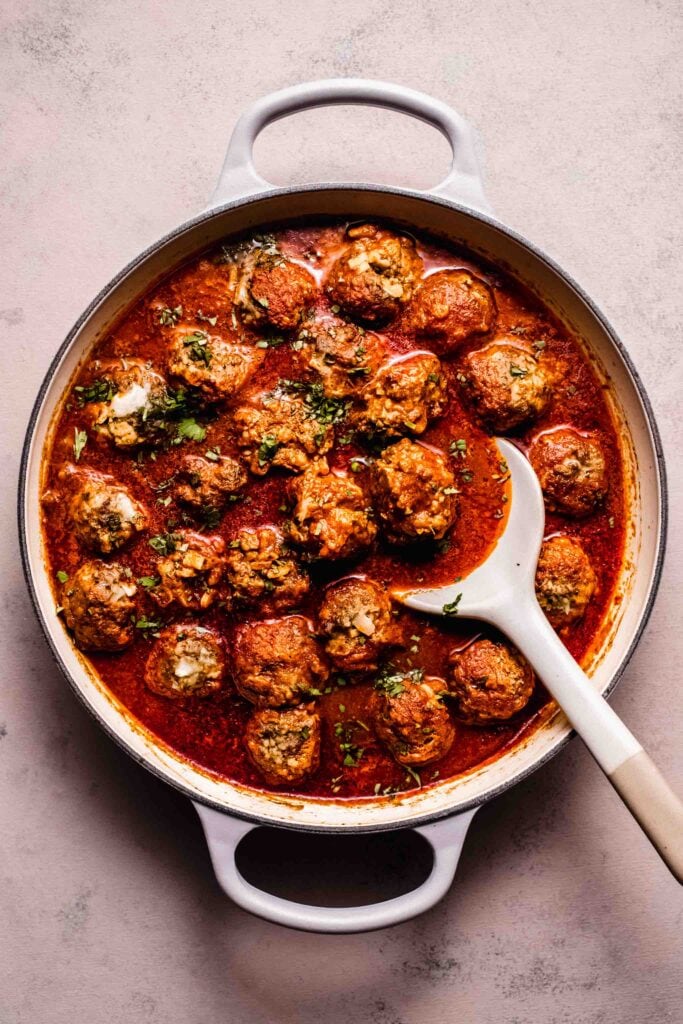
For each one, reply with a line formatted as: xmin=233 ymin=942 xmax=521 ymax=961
xmin=20 ymin=80 xmax=668 ymax=932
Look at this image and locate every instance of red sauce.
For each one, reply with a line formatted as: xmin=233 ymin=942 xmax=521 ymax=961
xmin=41 ymin=221 xmax=627 ymax=799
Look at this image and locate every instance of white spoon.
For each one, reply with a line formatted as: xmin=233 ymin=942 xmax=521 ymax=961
xmin=399 ymin=438 xmax=683 ymax=882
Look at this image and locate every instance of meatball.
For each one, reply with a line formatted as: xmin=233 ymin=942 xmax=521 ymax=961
xmin=233 ymin=390 xmax=333 ymax=475
xmin=285 ymin=458 xmax=377 ymax=561
xmin=528 ymin=428 xmax=608 ymax=516
xmin=374 ymin=675 xmax=455 ymax=768
xmin=318 ymin=577 xmax=403 ymax=672
xmin=168 ymin=327 xmax=263 ymax=402
xmin=233 ymin=616 xmax=329 ymax=707
xmin=353 ymin=351 xmax=447 ymax=439
xmin=61 ymin=560 xmax=137 ymax=651
xmin=460 ymin=341 xmax=553 ymax=432
xmin=173 ymin=453 xmax=246 ymax=514
xmin=69 ymin=474 xmax=147 ymax=553
xmin=245 ymin=706 xmax=321 ymax=786
xmin=326 ymin=223 xmax=423 ymax=324
xmin=90 ymin=360 xmax=168 ymax=448
xmin=151 ymin=531 xmax=225 ymax=610
xmin=295 ymin=318 xmax=387 ymax=397
xmin=535 ymin=535 xmax=597 ymax=628
xmin=225 ymin=526 xmax=310 ymax=611
xmin=371 ymin=439 xmax=457 ymax=543
xmin=408 ymin=269 xmax=496 ymax=351
xmin=144 ymin=624 xmax=224 ymax=699
xmin=448 ymin=638 xmax=534 ymax=725
xmin=235 ymin=248 xmax=316 ymax=330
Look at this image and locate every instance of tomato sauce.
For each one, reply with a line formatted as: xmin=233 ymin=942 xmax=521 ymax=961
xmin=41 ymin=221 xmax=627 ymax=799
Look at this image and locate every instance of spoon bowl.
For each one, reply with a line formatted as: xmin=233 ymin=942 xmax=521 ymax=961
xmin=397 ymin=438 xmax=683 ymax=883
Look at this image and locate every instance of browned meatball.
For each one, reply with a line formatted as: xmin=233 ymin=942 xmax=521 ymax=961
xmin=460 ymin=340 xmax=553 ymax=432
xmin=448 ymin=638 xmax=534 ymax=725
xmin=408 ymin=269 xmax=496 ymax=351
xmin=528 ymin=428 xmax=608 ymax=516
xmin=285 ymin=458 xmax=377 ymax=561
xmin=225 ymin=526 xmax=310 ymax=611
xmin=374 ymin=674 xmax=455 ymax=767
xmin=535 ymin=535 xmax=597 ymax=628
xmin=295 ymin=317 xmax=387 ymax=397
xmin=61 ymin=561 xmax=137 ymax=651
xmin=326 ymin=223 xmax=423 ymax=324
xmin=151 ymin=531 xmax=225 ymax=610
xmin=168 ymin=327 xmax=263 ymax=401
xmin=233 ymin=390 xmax=333 ymax=475
xmin=318 ymin=577 xmax=403 ymax=672
xmin=245 ymin=706 xmax=321 ymax=786
xmin=233 ymin=616 xmax=329 ymax=707
xmin=144 ymin=624 xmax=224 ymax=699
xmin=88 ymin=360 xmax=168 ymax=448
xmin=69 ymin=473 xmax=147 ymax=553
xmin=371 ymin=439 xmax=457 ymax=543
xmin=173 ymin=453 xmax=246 ymax=515
xmin=353 ymin=351 xmax=447 ymax=438
xmin=235 ymin=248 xmax=316 ymax=330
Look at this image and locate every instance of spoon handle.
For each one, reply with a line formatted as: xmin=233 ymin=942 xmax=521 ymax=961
xmin=494 ymin=598 xmax=683 ymax=883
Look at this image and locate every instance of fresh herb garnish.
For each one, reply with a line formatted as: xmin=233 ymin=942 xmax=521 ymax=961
xmin=74 ymin=378 xmax=115 ymax=405
xmin=176 ymin=417 xmax=206 ymax=443
xmin=137 ymin=576 xmax=159 ymax=589
xmin=442 ymin=593 xmax=463 ymax=616
xmin=255 ymin=335 xmax=286 ymax=350
xmin=148 ymin=532 xmax=179 ymax=555
xmin=158 ymin=305 xmax=183 ymax=326
xmin=56 ymin=570 xmax=69 ymax=584
xmin=196 ymin=310 xmax=218 ymax=326
xmin=182 ymin=330 xmax=211 ymax=366
xmin=278 ymin=379 xmax=350 ymax=426
xmin=73 ymin=428 xmax=87 ymax=462
xmin=257 ymin=433 xmax=280 ymax=467
xmin=134 ymin=615 xmax=163 ymax=635
xmin=449 ymin=438 xmax=467 ymax=458
xmin=509 ymin=363 xmax=528 ymax=378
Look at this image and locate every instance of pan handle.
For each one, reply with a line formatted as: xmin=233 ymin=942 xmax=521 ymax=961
xmin=193 ymin=802 xmax=478 ymax=933
xmin=209 ymin=79 xmax=491 ymax=213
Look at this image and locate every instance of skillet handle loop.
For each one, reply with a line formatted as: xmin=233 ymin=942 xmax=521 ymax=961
xmin=194 ymin=802 xmax=478 ymax=933
xmin=209 ymin=78 xmax=491 ymax=213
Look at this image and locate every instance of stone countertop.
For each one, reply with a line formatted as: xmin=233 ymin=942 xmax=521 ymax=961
xmin=1 ymin=2 xmax=681 ymax=1022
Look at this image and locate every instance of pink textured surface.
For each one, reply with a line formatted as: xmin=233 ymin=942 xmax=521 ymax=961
xmin=2 ymin=2 xmax=682 ymax=1022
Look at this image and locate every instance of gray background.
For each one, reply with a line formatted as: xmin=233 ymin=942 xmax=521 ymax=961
xmin=2 ymin=1 xmax=682 ymax=1022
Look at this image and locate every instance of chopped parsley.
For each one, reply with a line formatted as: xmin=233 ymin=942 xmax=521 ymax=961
xmin=182 ymin=330 xmax=211 ymax=366
xmin=56 ymin=570 xmax=69 ymax=584
xmin=449 ymin=438 xmax=467 ymax=458
xmin=73 ymin=428 xmax=87 ymax=462
xmin=442 ymin=593 xmax=463 ymax=616
xmin=509 ymin=363 xmax=528 ymax=378
xmin=278 ymin=379 xmax=350 ymax=426
xmin=134 ymin=616 xmax=163 ymax=636
xmin=158 ymin=305 xmax=183 ymax=326
xmin=257 ymin=433 xmax=280 ymax=467
xmin=255 ymin=335 xmax=286 ymax=350
xmin=74 ymin=378 xmax=115 ymax=405
xmin=176 ymin=417 xmax=206 ymax=443
xmin=137 ymin=576 xmax=159 ymax=589
xmin=148 ymin=532 xmax=179 ymax=555
xmin=204 ymin=447 xmax=221 ymax=462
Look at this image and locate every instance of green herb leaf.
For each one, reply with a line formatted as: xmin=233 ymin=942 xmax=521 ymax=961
xmin=137 ymin=576 xmax=159 ymax=589
xmin=73 ymin=428 xmax=88 ymax=462
xmin=158 ymin=305 xmax=183 ymax=326
xmin=182 ymin=330 xmax=211 ymax=366
xmin=257 ymin=433 xmax=280 ymax=467
xmin=74 ymin=378 xmax=115 ymax=405
xmin=134 ymin=615 xmax=163 ymax=635
xmin=442 ymin=593 xmax=463 ymax=616
xmin=509 ymin=363 xmax=528 ymax=378
xmin=56 ymin=570 xmax=69 ymax=584
xmin=149 ymin=533 xmax=179 ymax=556
xmin=176 ymin=417 xmax=206 ymax=443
